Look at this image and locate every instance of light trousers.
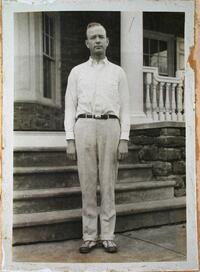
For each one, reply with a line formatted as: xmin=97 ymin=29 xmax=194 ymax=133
xmin=74 ymin=118 xmax=120 ymax=241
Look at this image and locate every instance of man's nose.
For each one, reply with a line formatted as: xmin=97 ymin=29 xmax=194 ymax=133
xmin=95 ymin=36 xmax=100 ymax=43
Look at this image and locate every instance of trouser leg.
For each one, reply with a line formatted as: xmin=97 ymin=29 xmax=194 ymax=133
xmin=97 ymin=119 xmax=120 ymax=240
xmin=74 ymin=119 xmax=98 ymax=241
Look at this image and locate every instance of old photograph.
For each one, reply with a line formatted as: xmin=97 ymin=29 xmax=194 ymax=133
xmin=2 ymin=0 xmax=198 ymax=271
xmin=13 ymin=9 xmax=186 ymax=260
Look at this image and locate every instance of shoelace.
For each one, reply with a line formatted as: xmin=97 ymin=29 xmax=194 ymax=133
xmin=102 ymin=240 xmax=116 ymax=248
xmin=82 ymin=240 xmax=97 ymax=248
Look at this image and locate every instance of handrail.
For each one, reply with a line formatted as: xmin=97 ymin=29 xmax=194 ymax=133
xmin=143 ymin=66 xmax=185 ymax=122
xmin=143 ymin=66 xmax=182 ymax=84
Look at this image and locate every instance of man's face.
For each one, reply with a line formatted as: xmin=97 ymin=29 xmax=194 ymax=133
xmin=85 ymin=25 xmax=109 ymax=57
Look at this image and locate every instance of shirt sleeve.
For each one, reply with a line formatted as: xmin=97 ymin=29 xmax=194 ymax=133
xmin=64 ymin=68 xmax=78 ymax=140
xmin=118 ymin=68 xmax=130 ymax=140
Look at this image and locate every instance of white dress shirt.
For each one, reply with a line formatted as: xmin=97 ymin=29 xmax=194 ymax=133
xmin=64 ymin=57 xmax=130 ymax=140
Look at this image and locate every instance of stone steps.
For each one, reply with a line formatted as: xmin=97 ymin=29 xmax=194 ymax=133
xmin=13 ymin=197 xmax=186 ymax=245
xmin=12 ymin=138 xmax=186 ymax=245
xmin=13 ymin=180 xmax=176 ymax=214
xmin=13 ymin=163 xmax=153 ymax=190
xmin=14 ymin=145 xmax=141 ymax=167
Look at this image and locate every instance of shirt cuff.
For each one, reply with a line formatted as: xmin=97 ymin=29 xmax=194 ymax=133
xmin=65 ymin=132 xmax=75 ymax=140
xmin=120 ymin=131 xmax=129 ymax=141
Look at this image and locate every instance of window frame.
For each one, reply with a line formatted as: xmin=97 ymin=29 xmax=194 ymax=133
xmin=143 ymin=30 xmax=175 ymax=77
xmin=39 ymin=12 xmax=61 ymax=108
xmin=42 ymin=12 xmax=55 ymax=99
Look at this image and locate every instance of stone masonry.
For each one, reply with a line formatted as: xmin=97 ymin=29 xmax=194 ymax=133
xmin=14 ymin=103 xmax=64 ymax=131
xmin=130 ymin=123 xmax=186 ymax=197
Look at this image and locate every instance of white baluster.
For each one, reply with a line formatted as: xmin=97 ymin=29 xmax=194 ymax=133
xmin=182 ymin=80 xmax=185 ymax=121
xmin=165 ymin=83 xmax=171 ymax=121
xmin=145 ymin=72 xmax=152 ymax=119
xmin=182 ymin=95 xmax=185 ymax=121
xmin=159 ymin=82 xmax=165 ymax=121
xmin=152 ymin=79 xmax=158 ymax=121
xmin=171 ymin=83 xmax=177 ymax=121
xmin=143 ymin=67 xmax=185 ymax=123
xmin=177 ymin=82 xmax=183 ymax=121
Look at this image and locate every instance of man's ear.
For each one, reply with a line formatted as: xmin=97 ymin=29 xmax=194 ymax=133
xmin=85 ymin=40 xmax=89 ymax=48
xmin=106 ymin=37 xmax=109 ymax=47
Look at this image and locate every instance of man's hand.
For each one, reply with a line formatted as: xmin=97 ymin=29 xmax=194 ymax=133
xmin=66 ymin=140 xmax=76 ymax=161
xmin=117 ymin=140 xmax=128 ymax=161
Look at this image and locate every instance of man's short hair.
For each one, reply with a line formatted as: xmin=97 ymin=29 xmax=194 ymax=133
xmin=86 ymin=22 xmax=107 ymax=38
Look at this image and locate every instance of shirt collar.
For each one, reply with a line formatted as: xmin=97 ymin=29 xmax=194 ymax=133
xmin=88 ymin=57 xmax=109 ymax=66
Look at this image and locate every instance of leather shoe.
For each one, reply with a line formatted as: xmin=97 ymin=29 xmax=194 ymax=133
xmin=79 ymin=240 xmax=97 ymax=254
xmin=102 ymin=240 xmax=118 ymax=253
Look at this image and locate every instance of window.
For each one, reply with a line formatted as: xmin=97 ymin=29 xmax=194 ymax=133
xmin=144 ymin=39 xmax=168 ymax=75
xmin=42 ymin=13 xmax=55 ymax=99
xmin=143 ymin=31 xmax=175 ymax=76
xmin=14 ymin=12 xmax=61 ymax=107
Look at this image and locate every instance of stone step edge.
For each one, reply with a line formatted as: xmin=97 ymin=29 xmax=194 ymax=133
xmin=14 ymin=180 xmax=176 ymax=200
xmin=13 ymin=164 xmax=153 ymax=174
xmin=14 ymin=144 xmax=141 ymax=152
xmin=13 ymin=197 xmax=186 ymax=228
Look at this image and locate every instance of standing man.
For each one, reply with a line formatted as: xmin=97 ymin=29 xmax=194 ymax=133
xmin=64 ymin=22 xmax=130 ymax=254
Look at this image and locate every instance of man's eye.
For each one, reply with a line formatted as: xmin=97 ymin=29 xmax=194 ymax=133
xmin=90 ymin=35 xmax=104 ymax=40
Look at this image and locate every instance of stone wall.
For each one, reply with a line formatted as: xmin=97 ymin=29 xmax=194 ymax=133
xmin=14 ymin=103 xmax=64 ymax=131
xmin=130 ymin=123 xmax=186 ymax=197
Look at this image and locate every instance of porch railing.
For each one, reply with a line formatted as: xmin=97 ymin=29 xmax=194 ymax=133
xmin=143 ymin=66 xmax=185 ymax=122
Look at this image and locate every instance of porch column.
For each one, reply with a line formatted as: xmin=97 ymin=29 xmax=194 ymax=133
xmin=121 ymin=12 xmax=148 ymax=124
xmin=14 ymin=13 xmax=38 ymax=101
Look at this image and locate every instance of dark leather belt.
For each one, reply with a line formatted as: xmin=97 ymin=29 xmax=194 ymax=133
xmin=77 ymin=114 xmax=118 ymax=120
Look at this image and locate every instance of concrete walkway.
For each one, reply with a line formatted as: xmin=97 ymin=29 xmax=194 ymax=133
xmin=13 ymin=224 xmax=186 ymax=263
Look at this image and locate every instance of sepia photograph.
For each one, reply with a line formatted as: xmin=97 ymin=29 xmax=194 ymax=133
xmin=1 ymin=0 xmax=198 ymax=271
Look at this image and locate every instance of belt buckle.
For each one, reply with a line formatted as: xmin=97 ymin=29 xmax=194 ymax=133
xmin=95 ymin=114 xmax=102 ymax=119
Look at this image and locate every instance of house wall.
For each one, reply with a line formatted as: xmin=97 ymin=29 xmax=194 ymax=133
xmin=14 ymin=11 xmax=120 ymax=131
xmin=14 ymin=12 xmax=185 ymax=131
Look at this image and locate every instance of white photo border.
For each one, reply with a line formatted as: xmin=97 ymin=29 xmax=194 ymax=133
xmin=2 ymin=0 xmax=198 ymax=271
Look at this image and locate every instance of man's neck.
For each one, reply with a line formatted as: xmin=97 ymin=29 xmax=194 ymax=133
xmin=90 ymin=54 xmax=106 ymax=63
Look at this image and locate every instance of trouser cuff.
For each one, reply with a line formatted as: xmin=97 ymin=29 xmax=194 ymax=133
xmin=83 ymin=235 xmax=98 ymax=241
xmin=100 ymin=235 xmax=115 ymax=241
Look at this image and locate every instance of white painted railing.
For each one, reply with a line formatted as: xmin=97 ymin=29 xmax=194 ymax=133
xmin=143 ymin=66 xmax=185 ymax=122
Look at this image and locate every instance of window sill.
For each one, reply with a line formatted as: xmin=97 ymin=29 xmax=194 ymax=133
xmin=14 ymin=98 xmax=62 ymax=109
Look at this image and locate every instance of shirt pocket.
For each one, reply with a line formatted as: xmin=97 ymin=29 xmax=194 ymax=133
xmin=78 ymin=77 xmax=90 ymax=92
xmin=103 ymin=77 xmax=119 ymax=99
xmin=77 ymin=75 xmax=93 ymax=105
